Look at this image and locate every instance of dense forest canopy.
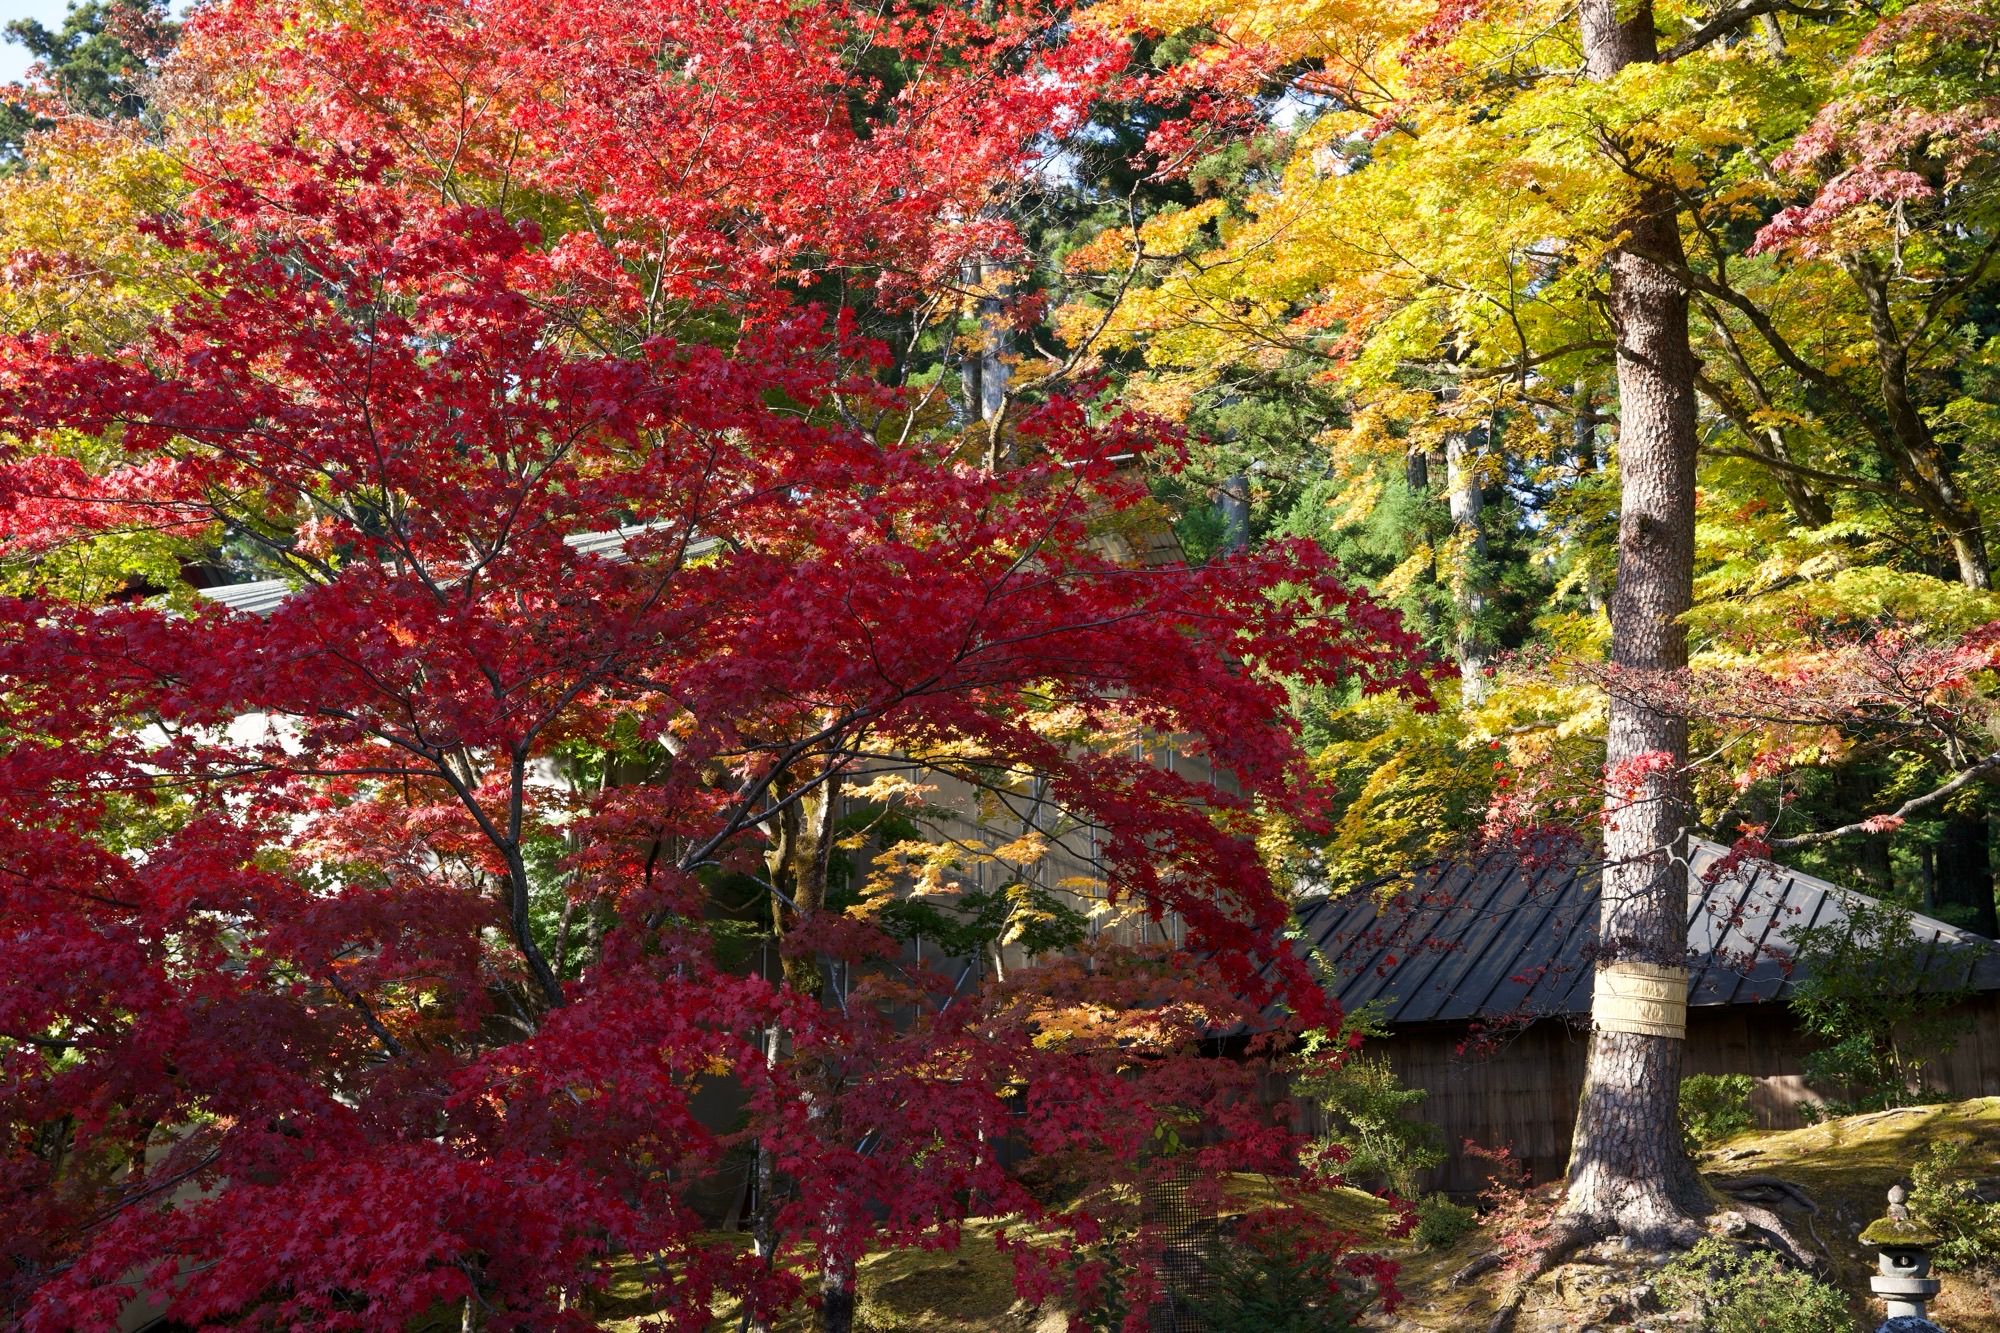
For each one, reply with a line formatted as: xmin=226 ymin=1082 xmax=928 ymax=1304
xmin=1051 ymin=0 xmax=2000 ymax=928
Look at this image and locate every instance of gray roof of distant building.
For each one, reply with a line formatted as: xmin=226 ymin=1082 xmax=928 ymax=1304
xmin=1294 ymin=838 xmax=2000 ymax=1025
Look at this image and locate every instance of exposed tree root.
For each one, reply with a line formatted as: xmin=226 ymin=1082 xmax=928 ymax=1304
xmin=1447 ymin=1250 xmax=1509 ymax=1289
xmin=1833 ymin=1105 xmax=1936 ymax=1128
xmin=1454 ymin=1215 xmax=1602 ymax=1333
xmin=1453 ymin=1170 xmax=1833 ymax=1333
xmin=1711 ymin=1173 xmax=1824 ymax=1269
xmin=1712 ymin=1173 xmax=1816 ymax=1212
xmin=1716 ymin=1194 xmax=1817 ymax=1273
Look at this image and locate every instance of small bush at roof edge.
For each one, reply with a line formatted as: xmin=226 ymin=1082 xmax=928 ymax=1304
xmin=1680 ymin=1073 xmax=1755 ymax=1151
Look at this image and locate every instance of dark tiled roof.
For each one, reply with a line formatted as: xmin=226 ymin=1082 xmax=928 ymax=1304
xmin=1295 ymin=838 xmax=2000 ymax=1026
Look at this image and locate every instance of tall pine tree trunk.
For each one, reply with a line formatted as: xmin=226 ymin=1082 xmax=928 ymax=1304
xmin=961 ymin=255 xmax=1010 ymax=424
xmin=1561 ymin=0 xmax=1708 ymax=1241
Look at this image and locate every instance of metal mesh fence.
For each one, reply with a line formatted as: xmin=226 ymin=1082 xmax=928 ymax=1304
xmin=1140 ymin=1169 xmax=1223 ymax=1332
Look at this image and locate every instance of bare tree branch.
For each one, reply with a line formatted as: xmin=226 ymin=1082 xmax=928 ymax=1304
xmin=1662 ymin=0 xmax=1833 ymax=60
xmin=1770 ymin=751 xmax=2000 ymax=848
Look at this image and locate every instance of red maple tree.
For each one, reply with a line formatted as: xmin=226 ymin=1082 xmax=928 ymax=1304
xmin=0 ymin=5 xmax=1427 ymax=1330
xmin=167 ymin=0 xmax=1126 ymax=329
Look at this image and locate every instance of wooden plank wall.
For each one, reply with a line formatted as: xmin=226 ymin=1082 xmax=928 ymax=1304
xmin=1311 ymin=994 xmax=2000 ymax=1196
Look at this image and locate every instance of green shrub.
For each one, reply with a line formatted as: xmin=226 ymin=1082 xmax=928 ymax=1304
xmin=1788 ymin=897 xmax=1972 ymax=1117
xmin=1294 ymin=1007 xmax=1444 ymax=1197
xmin=1186 ymin=1230 xmax=1367 ymax=1333
xmin=1910 ymin=1138 xmax=2000 ymax=1273
xmin=1412 ymin=1194 xmax=1477 ymax=1250
xmin=1656 ymin=1238 xmax=1856 ymax=1333
xmin=1680 ymin=1073 xmax=1755 ymax=1150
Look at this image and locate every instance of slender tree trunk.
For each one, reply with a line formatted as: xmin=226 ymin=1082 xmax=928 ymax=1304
xmin=1572 ymin=375 xmax=1600 ymax=472
xmin=1562 ymin=0 xmax=1708 ymax=1241
xmin=961 ymin=256 xmax=1010 ymax=424
xmin=763 ymin=768 xmax=858 ymax=1333
xmin=965 ymin=254 xmax=1015 ymax=472
xmin=744 ymin=1021 xmax=783 ymax=1333
xmin=1218 ymin=474 xmax=1251 ymax=554
xmin=552 ymin=883 xmax=577 ymax=980
xmin=819 ymin=1239 xmax=857 ymax=1333
xmin=1935 ymin=806 xmax=1999 ymax=938
xmin=501 ymin=847 xmax=566 ymax=1010
xmin=1445 ymin=428 xmax=1493 ymax=704
xmin=1697 ymin=319 xmax=1833 ymax=527
xmin=768 ymin=771 xmax=839 ymax=996
xmin=1572 ymin=378 xmax=1611 ymax=616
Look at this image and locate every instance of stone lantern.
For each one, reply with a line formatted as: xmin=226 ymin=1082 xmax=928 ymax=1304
xmin=1859 ymin=1184 xmax=1944 ymax=1332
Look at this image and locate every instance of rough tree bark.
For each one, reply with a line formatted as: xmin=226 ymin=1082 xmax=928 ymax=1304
xmin=1561 ymin=0 xmax=1710 ymax=1242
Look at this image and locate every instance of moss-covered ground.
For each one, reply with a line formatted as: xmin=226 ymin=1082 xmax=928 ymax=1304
xmin=1384 ymin=1096 xmax=2000 ymax=1331
xmin=1699 ymin=1097 xmax=2000 ymax=1332
xmin=590 ymin=1219 xmax=1060 ymax=1333
xmin=426 ymin=1100 xmax=2000 ymax=1328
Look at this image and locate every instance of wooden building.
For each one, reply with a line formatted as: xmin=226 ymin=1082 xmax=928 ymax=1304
xmin=1295 ymin=839 xmax=2000 ymax=1194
